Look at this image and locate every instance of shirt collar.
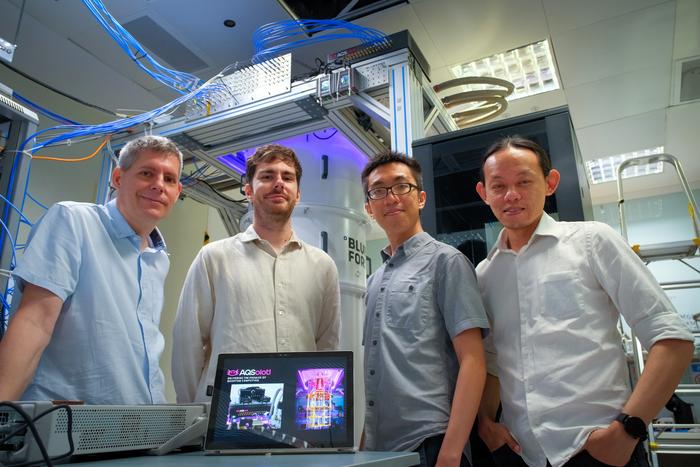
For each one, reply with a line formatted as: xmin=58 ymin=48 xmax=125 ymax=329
xmin=105 ymin=199 xmax=166 ymax=250
xmin=240 ymin=224 xmax=303 ymax=248
xmin=487 ymin=212 xmax=560 ymax=259
xmin=380 ymin=231 xmax=431 ymax=262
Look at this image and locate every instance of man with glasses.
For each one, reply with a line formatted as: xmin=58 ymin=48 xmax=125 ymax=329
xmin=360 ymin=151 xmax=489 ymax=467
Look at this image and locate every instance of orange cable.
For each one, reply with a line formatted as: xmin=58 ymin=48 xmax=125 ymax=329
xmin=33 ymin=136 xmax=111 ymax=162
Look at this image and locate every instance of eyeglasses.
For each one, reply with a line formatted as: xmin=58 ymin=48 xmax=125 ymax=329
xmin=366 ymin=182 xmax=419 ymax=200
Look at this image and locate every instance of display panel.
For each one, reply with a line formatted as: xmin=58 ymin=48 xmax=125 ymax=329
xmin=205 ymin=351 xmax=353 ymax=452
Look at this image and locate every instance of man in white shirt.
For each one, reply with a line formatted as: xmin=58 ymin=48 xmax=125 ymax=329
xmin=172 ymin=144 xmax=341 ymax=403
xmin=474 ymin=136 xmax=694 ymax=467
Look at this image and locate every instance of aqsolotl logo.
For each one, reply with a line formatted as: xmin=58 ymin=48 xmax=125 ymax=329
xmin=227 ymin=368 xmax=272 ymax=376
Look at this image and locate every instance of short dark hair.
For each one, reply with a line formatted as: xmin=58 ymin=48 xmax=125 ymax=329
xmin=480 ymin=136 xmax=552 ymax=183
xmin=361 ymin=150 xmax=423 ymax=198
xmin=246 ymin=144 xmax=302 ymax=183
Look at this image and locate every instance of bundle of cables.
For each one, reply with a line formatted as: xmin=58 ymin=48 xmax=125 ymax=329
xmin=252 ymin=19 xmax=387 ymax=64
xmin=0 ymin=402 xmax=74 ymax=467
xmin=81 ymin=0 xmax=202 ymax=94
xmin=19 ymin=72 xmax=226 ymax=155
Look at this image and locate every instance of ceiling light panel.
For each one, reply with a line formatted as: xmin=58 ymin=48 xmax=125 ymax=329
xmin=586 ymin=146 xmax=665 ymax=185
xmin=450 ymin=39 xmax=559 ymax=101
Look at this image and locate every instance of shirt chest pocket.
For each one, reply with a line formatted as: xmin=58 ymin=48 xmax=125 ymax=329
xmin=539 ymin=270 xmax=584 ymax=319
xmin=386 ymin=279 xmax=432 ymax=329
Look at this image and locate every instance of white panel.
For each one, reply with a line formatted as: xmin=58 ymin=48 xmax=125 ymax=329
xmin=354 ymin=2 xmax=446 ymax=70
xmin=565 ymin=65 xmax=671 ymax=128
xmin=575 ymin=109 xmax=667 ymax=161
xmin=666 ymin=101 xmax=700 ymax=182
xmin=589 ymin=101 xmax=700 ymax=204
xmin=591 ymin=170 xmax=695 ymax=205
xmin=410 ymin=0 xmax=547 ymax=66
xmin=495 ymin=89 xmax=567 ymax=121
xmin=674 ymin=0 xmax=700 ymax=59
xmin=542 ymin=0 xmax=669 ymax=34
xmin=553 ymin=2 xmax=674 ymax=88
xmin=4 ymin=2 xmax=165 ymax=111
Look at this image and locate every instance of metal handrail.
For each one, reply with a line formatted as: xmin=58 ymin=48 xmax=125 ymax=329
xmin=617 ymin=153 xmax=700 ymax=243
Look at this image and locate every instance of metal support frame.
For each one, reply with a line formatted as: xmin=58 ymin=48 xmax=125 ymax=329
xmin=388 ymin=60 xmax=425 ymax=155
xmin=0 ymin=92 xmax=38 ymax=338
xmin=111 ymin=45 xmax=457 ymax=220
xmin=616 ymin=153 xmax=700 ymax=467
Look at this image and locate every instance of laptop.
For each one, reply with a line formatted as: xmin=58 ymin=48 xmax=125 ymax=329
xmin=204 ymin=351 xmax=355 ymax=454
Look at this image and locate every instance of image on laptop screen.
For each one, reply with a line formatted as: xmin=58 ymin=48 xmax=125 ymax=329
xmin=205 ymin=351 xmax=354 ymax=453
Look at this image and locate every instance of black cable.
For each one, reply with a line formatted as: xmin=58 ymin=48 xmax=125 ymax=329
xmin=0 ymin=404 xmax=74 ymax=466
xmin=312 ymin=129 xmax=338 ymax=140
xmin=12 ymin=1 xmax=26 ymax=44
xmin=193 ymin=178 xmax=248 ymax=205
xmin=22 ymin=405 xmax=73 ymax=467
xmin=0 ymin=402 xmax=52 ymax=467
xmin=0 ymin=61 xmax=120 ymax=118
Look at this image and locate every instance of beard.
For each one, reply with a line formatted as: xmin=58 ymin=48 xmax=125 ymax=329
xmin=251 ymin=190 xmax=297 ymax=224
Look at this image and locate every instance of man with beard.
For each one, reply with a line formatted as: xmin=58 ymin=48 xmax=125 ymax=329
xmin=172 ymin=144 xmax=341 ymax=403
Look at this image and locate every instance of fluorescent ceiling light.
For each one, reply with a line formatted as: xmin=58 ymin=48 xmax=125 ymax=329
xmin=586 ymin=147 xmax=665 ymax=185
xmin=450 ymin=39 xmax=559 ymax=101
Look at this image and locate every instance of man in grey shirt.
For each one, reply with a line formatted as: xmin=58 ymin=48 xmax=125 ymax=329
xmin=361 ymin=151 xmax=489 ymax=467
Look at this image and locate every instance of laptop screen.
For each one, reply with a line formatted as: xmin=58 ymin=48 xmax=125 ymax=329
xmin=205 ymin=351 xmax=354 ymax=452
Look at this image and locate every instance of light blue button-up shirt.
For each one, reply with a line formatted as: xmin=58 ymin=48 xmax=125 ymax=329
xmin=12 ymin=200 xmax=169 ymax=404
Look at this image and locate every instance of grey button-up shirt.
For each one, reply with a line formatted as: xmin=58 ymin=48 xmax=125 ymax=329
xmin=363 ymin=232 xmax=489 ymax=451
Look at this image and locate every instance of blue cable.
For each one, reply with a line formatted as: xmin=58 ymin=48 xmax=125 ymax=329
xmin=0 ymin=70 xmax=221 ymax=256
xmin=26 ymin=192 xmax=48 ymax=211
xmin=0 ymin=217 xmax=18 ymax=269
xmin=252 ymin=19 xmax=387 ymax=63
xmin=12 ymin=91 xmax=82 ymax=125
xmin=0 ymin=189 xmax=33 ymax=225
xmin=81 ymin=0 xmax=203 ymax=93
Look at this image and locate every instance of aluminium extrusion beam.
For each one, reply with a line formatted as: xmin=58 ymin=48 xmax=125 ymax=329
xmin=388 ymin=59 xmax=425 ymax=155
xmin=324 ymin=107 xmax=386 ymax=158
xmin=349 ymin=92 xmax=391 ymax=128
xmin=111 ymin=79 xmax=324 ymax=182
xmin=110 ymin=47 xmax=454 ymax=218
xmin=323 ymin=49 xmax=457 ymax=155
xmin=0 ymin=94 xmax=37 ymax=337
xmin=181 ymin=183 xmax=246 ymax=236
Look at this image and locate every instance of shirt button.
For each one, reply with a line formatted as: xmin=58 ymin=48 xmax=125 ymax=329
xmin=375 ymin=312 xmax=379 ymax=317
xmin=279 ymin=310 xmax=285 ymax=315
xmin=368 ymin=400 xmax=374 ymax=407
xmin=380 ymin=287 xmax=385 ymax=292
xmin=372 ymin=340 xmax=377 ymax=345
xmin=369 ymin=370 xmax=375 ymax=375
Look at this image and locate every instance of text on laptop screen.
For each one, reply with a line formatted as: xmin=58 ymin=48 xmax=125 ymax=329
xmin=206 ymin=352 xmax=354 ymax=451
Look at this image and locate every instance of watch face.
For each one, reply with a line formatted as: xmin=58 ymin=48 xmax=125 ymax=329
xmin=626 ymin=416 xmax=648 ymax=439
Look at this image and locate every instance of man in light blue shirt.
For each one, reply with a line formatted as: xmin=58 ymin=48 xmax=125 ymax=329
xmin=0 ymin=135 xmax=183 ymax=405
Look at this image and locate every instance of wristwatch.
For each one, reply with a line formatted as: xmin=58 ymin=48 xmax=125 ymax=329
xmin=615 ymin=413 xmax=648 ymax=440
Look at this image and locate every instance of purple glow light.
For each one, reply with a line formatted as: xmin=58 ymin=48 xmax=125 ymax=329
xmin=215 ymin=128 xmax=369 ymax=175
xmin=216 ymin=151 xmax=248 ymax=175
xmin=297 ymin=368 xmax=344 ymax=392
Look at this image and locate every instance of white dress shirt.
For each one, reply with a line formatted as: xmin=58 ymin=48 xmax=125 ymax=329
xmin=172 ymin=225 xmax=341 ymax=403
xmin=476 ymin=213 xmax=693 ymax=467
